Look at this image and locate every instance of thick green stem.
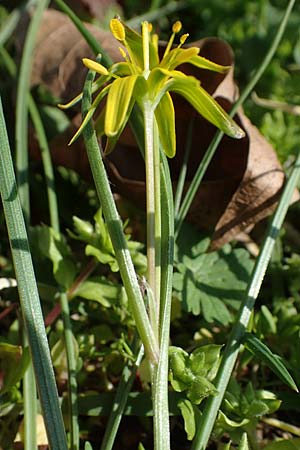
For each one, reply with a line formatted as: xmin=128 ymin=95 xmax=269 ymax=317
xmin=154 ymin=122 xmax=162 ymax=317
xmin=143 ymin=103 xmax=159 ymax=339
xmin=152 ymin=155 xmax=174 ymax=450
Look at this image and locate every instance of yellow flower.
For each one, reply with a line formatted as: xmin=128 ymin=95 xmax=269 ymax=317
xmin=62 ymin=18 xmax=245 ymax=157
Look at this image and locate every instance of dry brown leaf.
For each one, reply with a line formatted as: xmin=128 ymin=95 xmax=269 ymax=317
xmin=18 ymin=9 xmax=292 ymax=248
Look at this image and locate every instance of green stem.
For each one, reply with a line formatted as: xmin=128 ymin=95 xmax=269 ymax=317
xmin=152 ymin=154 xmax=174 ymax=450
xmin=154 ymin=122 xmax=162 ymax=321
xmin=23 ymin=333 xmax=37 ymax=450
xmin=27 ymin=98 xmax=60 ymax=232
xmin=15 ymin=0 xmax=50 ymax=224
xmin=143 ymin=103 xmax=159 ymax=339
xmin=175 ymin=0 xmax=296 ymax=239
xmin=174 ymin=117 xmax=194 ymax=218
xmin=54 ymin=0 xmax=112 ymax=67
xmin=100 ymin=342 xmax=144 ymax=450
xmin=28 ymin=98 xmax=79 ymax=448
xmin=0 ymin=97 xmax=68 ymax=450
xmin=1 ymin=44 xmax=39 ymax=450
xmin=191 ymin=150 xmax=300 ymax=450
xmin=81 ymin=65 xmax=159 ymax=365
xmin=0 ymin=2 xmax=25 ymax=47
xmin=60 ymin=292 xmax=79 ymax=450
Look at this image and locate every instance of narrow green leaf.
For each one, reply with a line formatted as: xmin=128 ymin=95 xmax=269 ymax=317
xmin=238 ymin=433 xmax=249 ymax=450
xmin=105 ymin=75 xmax=139 ymax=137
xmin=244 ymin=333 xmax=298 ymax=392
xmin=69 ymin=84 xmax=110 ymax=145
xmin=58 ymin=76 xmax=109 ymax=110
xmin=161 ymin=47 xmax=199 ymax=70
xmin=0 ymin=98 xmax=68 ymax=450
xmin=168 ymin=77 xmax=245 ymax=139
xmin=154 ymin=93 xmax=176 ymax=157
xmin=189 ymin=55 xmax=230 ymax=73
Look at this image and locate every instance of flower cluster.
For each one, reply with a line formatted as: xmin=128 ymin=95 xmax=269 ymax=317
xmin=63 ymin=18 xmax=244 ymax=157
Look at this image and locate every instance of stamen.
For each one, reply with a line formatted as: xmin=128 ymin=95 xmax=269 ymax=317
xmin=119 ymin=47 xmax=128 ymax=60
xmin=152 ymin=33 xmax=158 ymax=53
xmin=142 ymin=21 xmax=150 ymax=74
xmin=82 ymin=58 xmax=109 ymax=75
xmin=172 ymin=21 xmax=182 ymax=34
xmin=163 ymin=21 xmax=183 ymax=58
xmin=110 ymin=18 xmax=125 ymax=41
xmin=179 ymin=33 xmax=189 ymax=46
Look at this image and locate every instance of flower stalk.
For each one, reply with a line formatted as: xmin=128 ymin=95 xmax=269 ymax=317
xmin=61 ymin=17 xmax=245 ymax=450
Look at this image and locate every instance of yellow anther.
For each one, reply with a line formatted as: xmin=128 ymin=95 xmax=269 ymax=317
xmin=172 ymin=21 xmax=182 ymax=34
xmin=110 ymin=18 xmax=125 ymax=41
xmin=152 ymin=33 xmax=158 ymax=51
xmin=82 ymin=58 xmax=109 ymax=75
xmin=148 ymin=22 xmax=153 ymax=33
xmin=180 ymin=33 xmax=189 ymax=45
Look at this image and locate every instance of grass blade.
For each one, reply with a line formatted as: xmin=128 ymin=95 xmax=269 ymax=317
xmin=15 ymin=0 xmax=50 ymax=223
xmin=0 ymin=98 xmax=68 ymax=450
xmin=54 ymin=0 xmax=112 ymax=66
xmin=191 ymin=148 xmax=300 ymax=450
xmin=100 ymin=342 xmax=144 ymax=450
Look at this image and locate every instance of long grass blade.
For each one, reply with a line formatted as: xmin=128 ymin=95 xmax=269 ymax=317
xmin=15 ymin=0 xmax=50 ymax=223
xmin=100 ymin=342 xmax=144 ymax=450
xmin=0 ymin=98 xmax=68 ymax=450
xmin=191 ymin=149 xmax=300 ymax=450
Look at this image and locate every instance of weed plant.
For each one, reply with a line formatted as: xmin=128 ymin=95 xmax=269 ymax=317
xmin=0 ymin=1 xmax=300 ymax=450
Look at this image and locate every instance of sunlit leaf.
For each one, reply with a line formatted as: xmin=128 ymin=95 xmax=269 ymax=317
xmin=69 ymin=84 xmax=110 ymax=145
xmin=155 ymin=93 xmax=176 ymax=157
xmin=160 ymin=47 xmax=199 ymax=70
xmin=168 ymin=76 xmax=245 ymax=139
xmin=105 ymin=75 xmax=139 ymax=137
xmin=189 ymin=54 xmax=230 ymax=73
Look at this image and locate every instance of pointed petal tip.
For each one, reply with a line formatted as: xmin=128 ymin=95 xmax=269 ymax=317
xmin=232 ymin=126 xmax=246 ymax=139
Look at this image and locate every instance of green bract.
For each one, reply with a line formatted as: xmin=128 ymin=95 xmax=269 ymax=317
xmin=63 ymin=18 xmax=245 ymax=157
